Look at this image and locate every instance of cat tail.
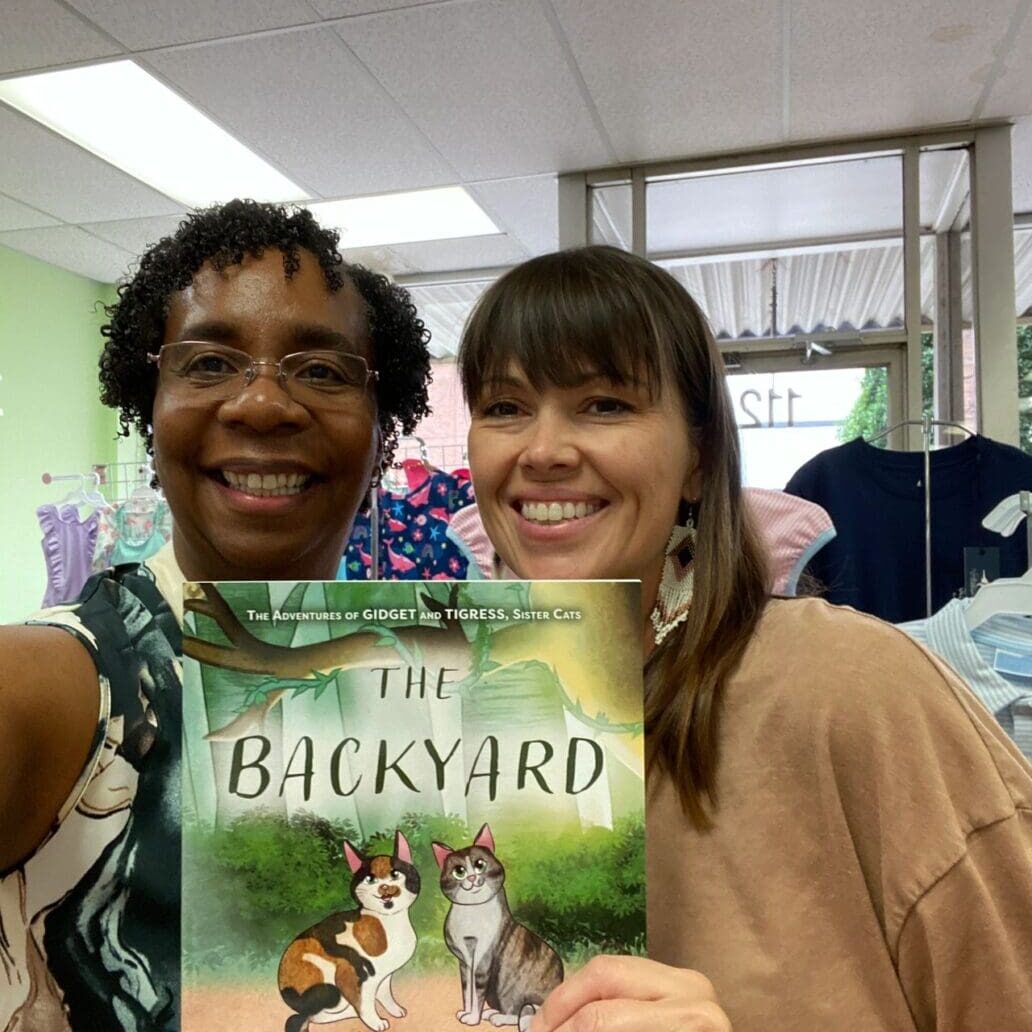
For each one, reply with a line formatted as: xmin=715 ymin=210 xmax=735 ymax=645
xmin=281 ymin=984 xmax=341 ymax=1032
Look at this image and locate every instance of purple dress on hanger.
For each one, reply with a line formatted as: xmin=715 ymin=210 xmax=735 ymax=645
xmin=37 ymin=504 xmax=100 ymax=606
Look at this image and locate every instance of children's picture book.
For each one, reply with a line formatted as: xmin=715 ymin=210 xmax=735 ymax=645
xmin=181 ymin=579 xmax=645 ymax=1032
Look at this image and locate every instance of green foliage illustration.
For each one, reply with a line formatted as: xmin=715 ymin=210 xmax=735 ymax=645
xmin=182 ymin=810 xmax=646 ymax=981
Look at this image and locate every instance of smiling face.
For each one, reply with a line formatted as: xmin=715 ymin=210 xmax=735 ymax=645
xmin=152 ymin=248 xmax=379 ymax=582
xmin=468 ymin=366 xmax=700 ymax=611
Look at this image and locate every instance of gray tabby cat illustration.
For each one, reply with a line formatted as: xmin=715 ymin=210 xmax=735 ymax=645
xmin=432 ymin=824 xmax=563 ymax=1030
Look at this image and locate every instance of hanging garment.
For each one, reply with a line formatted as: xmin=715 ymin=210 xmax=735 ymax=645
xmin=447 ymin=490 xmax=837 ymax=595
xmin=899 ymin=599 xmax=1032 ymax=761
xmin=341 ymin=465 xmax=476 ymax=580
xmin=785 ymin=435 xmax=1032 ymax=622
xmin=93 ymin=497 xmax=172 ymax=570
xmin=37 ymin=504 xmax=100 ymax=606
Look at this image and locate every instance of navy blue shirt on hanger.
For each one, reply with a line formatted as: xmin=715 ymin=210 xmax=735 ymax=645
xmin=785 ymin=435 xmax=1032 ymax=623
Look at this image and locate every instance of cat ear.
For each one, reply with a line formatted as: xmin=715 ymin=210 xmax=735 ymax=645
xmin=394 ymin=830 xmax=412 ymax=865
xmin=343 ymin=840 xmax=365 ymax=874
xmin=474 ymin=823 xmax=495 ymax=853
xmin=431 ymin=841 xmax=453 ymax=870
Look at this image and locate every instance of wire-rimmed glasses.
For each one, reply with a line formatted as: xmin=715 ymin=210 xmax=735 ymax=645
xmin=147 ymin=341 xmax=378 ymax=408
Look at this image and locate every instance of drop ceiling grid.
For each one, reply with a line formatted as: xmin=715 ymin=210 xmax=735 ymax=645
xmin=378 ymin=233 xmax=529 ymax=272
xmin=0 ymin=106 xmax=184 ymax=224
xmin=0 ymin=194 xmax=61 ymax=232
xmin=336 ymin=0 xmax=614 ymax=180
xmin=788 ymin=0 xmax=1011 ymax=139
xmin=309 ymin=0 xmax=459 ymax=17
xmin=143 ymin=27 xmax=456 ymax=199
xmin=465 ymin=174 xmax=559 ymax=256
xmin=0 ymin=0 xmax=122 ymax=76
xmin=64 ymin=0 xmax=321 ymax=51
xmin=550 ymin=0 xmax=784 ymax=162
xmin=79 ymin=214 xmax=192 ymax=255
xmin=977 ymin=1 xmax=1032 ymax=119
xmin=0 ymin=224 xmax=133 ymax=283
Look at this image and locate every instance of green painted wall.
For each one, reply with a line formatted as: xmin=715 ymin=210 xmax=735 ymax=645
xmin=0 ymin=245 xmax=119 ymax=622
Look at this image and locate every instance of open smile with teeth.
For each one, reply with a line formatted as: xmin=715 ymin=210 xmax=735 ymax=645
xmin=519 ymin=500 xmax=603 ymax=524
xmin=221 ymin=470 xmax=312 ymax=497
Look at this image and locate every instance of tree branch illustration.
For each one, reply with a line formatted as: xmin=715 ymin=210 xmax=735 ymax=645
xmin=182 ymin=584 xmax=471 ymax=740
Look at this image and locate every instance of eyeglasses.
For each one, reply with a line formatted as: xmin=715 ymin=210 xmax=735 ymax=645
xmin=147 ymin=341 xmax=378 ymax=407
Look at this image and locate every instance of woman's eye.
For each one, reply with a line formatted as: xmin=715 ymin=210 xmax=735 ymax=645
xmin=295 ymin=359 xmax=347 ymax=386
xmin=183 ymin=353 xmax=238 ymax=379
xmin=586 ymin=397 xmax=631 ymax=415
xmin=479 ymin=400 xmax=521 ymax=418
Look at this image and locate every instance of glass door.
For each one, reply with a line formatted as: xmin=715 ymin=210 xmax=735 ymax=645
xmin=724 ymin=346 xmax=905 ymax=489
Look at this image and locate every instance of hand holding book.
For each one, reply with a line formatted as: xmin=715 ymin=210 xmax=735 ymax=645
xmin=529 ymin=956 xmax=730 ymax=1032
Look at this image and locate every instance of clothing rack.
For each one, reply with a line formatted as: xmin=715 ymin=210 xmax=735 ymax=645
xmin=866 ymin=413 xmax=974 ymax=617
xmin=41 ymin=471 xmax=102 ymax=489
xmin=395 ymin=438 xmax=468 ymax=470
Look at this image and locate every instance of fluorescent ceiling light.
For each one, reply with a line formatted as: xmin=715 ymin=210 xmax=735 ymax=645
xmin=0 ymin=60 xmax=305 ymax=208
xmin=308 ymin=187 xmax=500 ymax=249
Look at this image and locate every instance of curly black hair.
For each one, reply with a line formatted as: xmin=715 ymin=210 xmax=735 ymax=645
xmin=99 ymin=198 xmax=432 ymax=470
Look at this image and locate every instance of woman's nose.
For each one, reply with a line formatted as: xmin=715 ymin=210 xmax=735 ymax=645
xmin=216 ymin=367 xmax=311 ymax=433
xmin=518 ymin=410 xmax=580 ymax=473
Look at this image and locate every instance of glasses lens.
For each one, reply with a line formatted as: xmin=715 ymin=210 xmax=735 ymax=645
xmin=283 ymin=351 xmax=370 ymax=394
xmin=161 ymin=342 xmax=249 ymax=389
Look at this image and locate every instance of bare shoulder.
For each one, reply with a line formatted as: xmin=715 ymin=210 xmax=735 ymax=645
xmin=0 ymin=624 xmax=101 ymax=873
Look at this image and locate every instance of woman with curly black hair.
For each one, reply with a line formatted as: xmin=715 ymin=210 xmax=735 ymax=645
xmin=0 ymin=199 xmax=432 ymax=1032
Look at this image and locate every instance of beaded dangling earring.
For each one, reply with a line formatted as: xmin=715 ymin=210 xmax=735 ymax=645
xmin=649 ymin=504 xmax=697 ymax=646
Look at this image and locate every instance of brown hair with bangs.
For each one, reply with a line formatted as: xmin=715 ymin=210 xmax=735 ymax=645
xmin=458 ymin=245 xmax=770 ymax=829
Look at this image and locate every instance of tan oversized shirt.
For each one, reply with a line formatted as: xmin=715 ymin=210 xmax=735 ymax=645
xmin=648 ymin=598 xmax=1032 ymax=1031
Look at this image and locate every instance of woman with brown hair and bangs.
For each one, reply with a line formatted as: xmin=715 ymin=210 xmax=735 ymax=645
xmin=459 ymin=245 xmax=1032 ymax=1032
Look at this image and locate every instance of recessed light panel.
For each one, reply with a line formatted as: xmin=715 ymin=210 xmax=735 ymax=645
xmin=0 ymin=60 xmax=306 ymax=208
xmin=308 ymin=187 xmax=500 ymax=249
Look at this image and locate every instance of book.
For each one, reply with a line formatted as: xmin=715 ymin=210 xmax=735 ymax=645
xmin=181 ymin=579 xmax=645 ymax=1032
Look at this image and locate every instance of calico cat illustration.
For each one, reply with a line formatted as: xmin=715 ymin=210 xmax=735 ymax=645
xmin=432 ymin=824 xmax=563 ymax=1030
xmin=278 ymin=831 xmax=419 ymax=1032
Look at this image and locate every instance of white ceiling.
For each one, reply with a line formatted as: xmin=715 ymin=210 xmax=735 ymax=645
xmin=1 ymin=0 xmax=1031 ymax=353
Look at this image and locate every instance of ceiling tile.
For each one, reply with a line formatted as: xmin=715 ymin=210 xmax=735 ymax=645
xmin=378 ymin=233 xmax=528 ymax=273
xmin=309 ymin=0 xmax=441 ymax=16
xmin=0 ymin=107 xmax=184 ymax=222
xmin=80 ymin=214 xmax=188 ymax=257
xmin=979 ymin=7 xmax=1032 ymax=122
xmin=338 ymin=0 xmax=612 ymax=179
xmin=0 ymin=225 xmax=132 ymax=282
xmin=790 ymin=1 xmax=1010 ymax=138
xmin=552 ymin=0 xmax=782 ymax=161
xmin=66 ymin=0 xmax=319 ymax=50
xmin=145 ymin=27 xmax=455 ymax=198
xmin=337 ymin=244 xmax=416 ymax=278
xmin=467 ymin=175 xmax=558 ymax=256
xmin=0 ymin=193 xmax=61 ymax=232
xmin=0 ymin=0 xmax=122 ymax=75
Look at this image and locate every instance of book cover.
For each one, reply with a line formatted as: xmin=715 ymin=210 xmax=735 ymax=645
xmin=181 ymin=579 xmax=644 ymax=1032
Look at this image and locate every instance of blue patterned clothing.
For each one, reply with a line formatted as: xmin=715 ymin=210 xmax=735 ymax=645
xmin=342 ymin=467 xmax=475 ymax=581
xmin=900 ymin=598 xmax=1032 ymax=761
xmin=1 ymin=545 xmax=182 ymax=1032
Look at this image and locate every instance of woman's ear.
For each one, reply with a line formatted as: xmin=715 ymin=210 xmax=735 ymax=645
xmin=682 ymin=456 xmax=703 ymax=505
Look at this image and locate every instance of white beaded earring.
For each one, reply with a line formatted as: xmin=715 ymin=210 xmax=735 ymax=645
xmin=649 ymin=506 xmax=697 ymax=646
